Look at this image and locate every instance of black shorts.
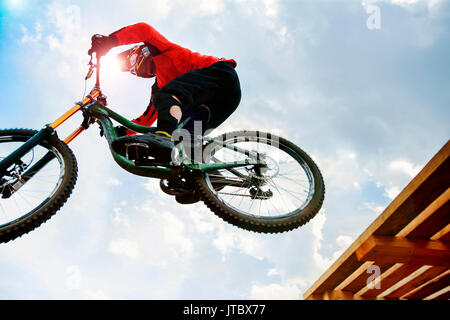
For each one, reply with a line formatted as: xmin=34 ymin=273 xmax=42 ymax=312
xmin=159 ymin=61 xmax=242 ymax=130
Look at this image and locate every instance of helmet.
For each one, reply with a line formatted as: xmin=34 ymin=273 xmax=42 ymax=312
xmin=117 ymin=44 xmax=156 ymax=78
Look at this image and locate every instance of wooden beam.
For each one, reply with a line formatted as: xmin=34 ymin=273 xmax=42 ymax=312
xmin=403 ymin=271 xmax=450 ymax=300
xmin=303 ymin=141 xmax=449 ymax=299
xmin=397 ymin=188 xmax=450 ymax=238
xmin=372 ymin=141 xmax=449 ymax=237
xmin=361 ymin=263 xmax=422 ymax=298
xmin=384 ymin=266 xmax=448 ymax=299
xmin=426 ymin=287 xmax=450 ymax=300
xmin=432 ymin=224 xmax=450 ymax=241
xmin=309 ymin=290 xmax=384 ymax=300
xmin=378 ymin=265 xmax=431 ymax=298
xmin=343 ymin=262 xmax=393 ymax=294
xmin=355 ymin=236 xmax=450 ymax=267
xmin=334 ymin=261 xmax=373 ymax=292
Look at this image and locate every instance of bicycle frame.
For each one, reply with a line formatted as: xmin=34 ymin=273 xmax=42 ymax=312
xmin=0 ymin=54 xmax=265 ymax=182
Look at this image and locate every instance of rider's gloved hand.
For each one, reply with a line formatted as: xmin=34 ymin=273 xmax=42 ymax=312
xmin=88 ymin=34 xmax=118 ymax=56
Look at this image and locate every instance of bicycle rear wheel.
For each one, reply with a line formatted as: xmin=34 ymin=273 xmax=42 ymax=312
xmin=0 ymin=129 xmax=77 ymax=243
xmin=196 ymin=130 xmax=324 ymax=233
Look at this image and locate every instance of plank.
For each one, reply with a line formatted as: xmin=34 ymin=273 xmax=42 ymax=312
xmin=428 ymin=288 xmax=450 ymax=300
xmin=355 ymin=236 xmax=450 ymax=267
xmin=398 ymin=189 xmax=450 ymax=238
xmin=342 ymin=262 xmax=393 ymax=294
xmin=361 ymin=264 xmax=422 ymax=298
xmin=404 ymin=272 xmax=450 ymax=300
xmin=384 ymin=266 xmax=448 ymax=299
xmin=373 ymin=155 xmax=449 ymax=237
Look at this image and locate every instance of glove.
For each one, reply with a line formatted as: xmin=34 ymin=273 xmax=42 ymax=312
xmin=88 ymin=34 xmax=118 ymax=56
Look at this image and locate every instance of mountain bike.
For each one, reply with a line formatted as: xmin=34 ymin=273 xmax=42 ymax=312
xmin=0 ymin=53 xmax=325 ymax=243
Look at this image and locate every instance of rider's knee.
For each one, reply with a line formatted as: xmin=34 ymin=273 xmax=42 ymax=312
xmin=152 ymin=91 xmax=182 ymax=112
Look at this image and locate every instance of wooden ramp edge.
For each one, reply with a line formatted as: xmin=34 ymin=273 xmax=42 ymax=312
xmin=303 ymin=140 xmax=450 ymax=300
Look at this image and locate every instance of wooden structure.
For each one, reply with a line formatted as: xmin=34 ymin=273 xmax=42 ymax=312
xmin=303 ymin=141 xmax=450 ymax=300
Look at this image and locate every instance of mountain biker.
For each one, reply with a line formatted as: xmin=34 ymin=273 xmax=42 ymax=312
xmin=88 ymin=22 xmax=241 ymax=165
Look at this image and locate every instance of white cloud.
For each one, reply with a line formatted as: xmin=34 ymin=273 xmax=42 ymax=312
xmin=187 ymin=208 xmax=216 ymax=233
xmin=388 ymin=159 xmax=421 ymax=178
xmin=310 ymin=210 xmax=332 ymax=270
xmin=267 ymin=268 xmax=280 ymax=277
xmin=315 ymin=149 xmax=362 ymax=196
xmin=384 ymin=185 xmax=402 ymax=200
xmin=20 ymin=22 xmax=42 ymax=44
xmin=162 ymin=212 xmax=194 ymax=258
xmin=263 ymin=0 xmax=279 ymax=17
xmin=391 ymin=0 xmax=420 ymax=6
xmin=84 ymin=289 xmax=111 ymax=300
xmin=46 ymin=3 xmax=81 ymax=34
xmin=250 ymin=282 xmax=301 ymax=300
xmin=309 ymin=210 xmax=355 ymax=272
xmin=365 ymin=0 xmax=444 ymax=11
xmin=111 ymin=207 xmax=131 ymax=228
xmin=108 ymin=238 xmax=141 ymax=259
xmin=152 ymin=0 xmax=225 ymax=26
xmin=106 ymin=178 xmax=122 ymax=186
xmin=364 ymin=202 xmax=385 ymax=215
xmin=368 ymin=158 xmax=421 ymax=200
xmin=335 ymin=235 xmax=353 ymax=250
xmin=390 ymin=0 xmax=444 ymax=12
xmin=213 ymin=226 xmax=265 ymax=261
xmin=250 ymin=276 xmax=309 ymax=300
xmin=114 ymin=203 xmax=195 ymax=265
xmin=65 ymin=265 xmax=82 ymax=290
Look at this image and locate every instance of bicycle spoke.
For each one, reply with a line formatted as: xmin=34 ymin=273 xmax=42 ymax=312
xmin=0 ymin=138 xmax=65 ymax=228
xmin=202 ymin=132 xmax=317 ymax=222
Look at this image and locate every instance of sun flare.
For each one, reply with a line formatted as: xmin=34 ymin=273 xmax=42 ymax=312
xmin=7 ymin=0 xmax=24 ymax=9
xmin=100 ymin=54 xmax=121 ymax=76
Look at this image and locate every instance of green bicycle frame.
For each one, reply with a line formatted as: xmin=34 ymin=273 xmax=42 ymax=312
xmin=85 ymin=102 xmax=265 ymax=179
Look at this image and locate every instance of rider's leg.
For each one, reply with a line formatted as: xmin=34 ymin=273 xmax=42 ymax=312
xmin=169 ymin=104 xmax=182 ymax=123
xmin=112 ymin=61 xmax=241 ymax=162
xmin=151 ymin=92 xmax=183 ymax=136
xmin=161 ymin=61 xmax=241 ymax=133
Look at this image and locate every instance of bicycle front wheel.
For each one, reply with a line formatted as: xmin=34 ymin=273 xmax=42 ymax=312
xmin=0 ymin=129 xmax=78 ymax=243
xmin=196 ymin=130 xmax=325 ymax=233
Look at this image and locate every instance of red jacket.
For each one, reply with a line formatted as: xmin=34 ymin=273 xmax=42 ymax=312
xmin=110 ymin=23 xmax=237 ymax=129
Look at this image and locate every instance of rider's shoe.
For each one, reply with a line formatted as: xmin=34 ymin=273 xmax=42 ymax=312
xmin=175 ymin=193 xmax=200 ymax=204
xmin=174 ymin=171 xmax=224 ymax=205
xmin=111 ymin=131 xmax=175 ymax=162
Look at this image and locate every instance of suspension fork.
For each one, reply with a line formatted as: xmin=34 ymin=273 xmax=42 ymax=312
xmin=0 ymin=90 xmax=100 ymax=192
xmin=0 ymin=125 xmax=56 ymax=177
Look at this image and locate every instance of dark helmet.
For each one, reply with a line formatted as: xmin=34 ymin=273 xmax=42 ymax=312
xmin=117 ymin=44 xmax=156 ymax=78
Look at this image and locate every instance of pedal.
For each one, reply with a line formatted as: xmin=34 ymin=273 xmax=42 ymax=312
xmin=125 ymin=142 xmax=150 ymax=161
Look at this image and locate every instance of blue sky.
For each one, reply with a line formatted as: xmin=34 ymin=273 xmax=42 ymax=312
xmin=0 ymin=0 xmax=449 ymax=299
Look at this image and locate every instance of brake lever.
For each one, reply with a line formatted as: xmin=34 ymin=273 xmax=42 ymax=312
xmin=85 ymin=55 xmax=95 ymax=80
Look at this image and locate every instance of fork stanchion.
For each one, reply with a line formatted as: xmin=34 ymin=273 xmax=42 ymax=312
xmin=63 ymin=126 xmax=86 ymax=144
xmin=50 ymin=90 xmax=100 ymax=130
